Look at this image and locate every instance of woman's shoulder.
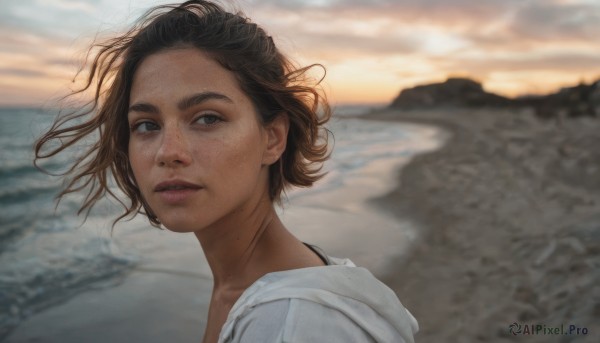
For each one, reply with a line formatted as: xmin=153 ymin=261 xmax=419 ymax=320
xmin=218 ymin=255 xmax=418 ymax=343
xmin=225 ymin=297 xmax=378 ymax=342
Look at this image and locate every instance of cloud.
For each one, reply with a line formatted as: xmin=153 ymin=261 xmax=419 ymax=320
xmin=0 ymin=0 xmax=95 ymax=40
xmin=35 ymin=0 xmax=98 ymax=13
xmin=284 ymin=30 xmax=420 ymax=57
xmin=1 ymin=0 xmax=600 ymax=105
xmin=508 ymin=1 xmax=600 ymax=42
xmin=0 ymin=0 xmax=158 ymax=40
xmin=249 ymin=0 xmax=522 ymax=28
xmin=247 ymin=0 xmax=600 ymax=70
xmin=0 ymin=67 xmax=47 ymax=78
xmin=439 ymin=52 xmax=600 ymax=77
xmin=43 ymin=57 xmax=78 ymax=67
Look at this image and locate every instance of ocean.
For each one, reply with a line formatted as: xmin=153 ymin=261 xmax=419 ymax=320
xmin=0 ymin=106 xmax=445 ymax=339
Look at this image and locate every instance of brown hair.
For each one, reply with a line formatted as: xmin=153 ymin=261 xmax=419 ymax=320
xmin=34 ymin=0 xmax=331 ymax=227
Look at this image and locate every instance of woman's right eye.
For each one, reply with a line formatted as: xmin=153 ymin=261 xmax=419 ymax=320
xmin=130 ymin=121 xmax=160 ymax=133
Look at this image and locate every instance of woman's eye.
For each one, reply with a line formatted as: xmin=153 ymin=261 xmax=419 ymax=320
xmin=131 ymin=121 xmax=159 ymax=133
xmin=194 ymin=114 xmax=222 ymax=126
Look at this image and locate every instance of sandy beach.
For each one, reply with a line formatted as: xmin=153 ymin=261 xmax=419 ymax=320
xmin=367 ymin=108 xmax=600 ymax=342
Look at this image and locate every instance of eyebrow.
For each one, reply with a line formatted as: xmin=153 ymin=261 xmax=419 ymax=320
xmin=128 ymin=91 xmax=234 ymax=114
xmin=177 ymin=92 xmax=234 ymax=110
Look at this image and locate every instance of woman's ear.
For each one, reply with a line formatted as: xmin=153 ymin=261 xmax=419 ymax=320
xmin=262 ymin=113 xmax=289 ymax=166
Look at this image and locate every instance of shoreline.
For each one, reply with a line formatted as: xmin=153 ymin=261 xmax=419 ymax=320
xmin=363 ymin=107 xmax=600 ymax=342
xmin=4 ymin=115 xmax=438 ymax=342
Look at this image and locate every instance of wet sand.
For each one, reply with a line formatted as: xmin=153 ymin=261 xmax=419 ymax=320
xmin=5 ymin=228 xmax=214 ymax=343
xmin=367 ymin=108 xmax=600 ymax=342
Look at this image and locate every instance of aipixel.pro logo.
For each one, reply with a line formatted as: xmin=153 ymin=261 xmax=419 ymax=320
xmin=509 ymin=322 xmax=588 ymax=336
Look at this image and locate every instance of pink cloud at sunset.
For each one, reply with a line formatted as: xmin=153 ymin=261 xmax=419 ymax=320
xmin=1 ymin=0 xmax=599 ymax=106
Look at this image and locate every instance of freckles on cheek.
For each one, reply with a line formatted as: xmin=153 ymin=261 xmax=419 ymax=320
xmin=235 ymin=126 xmax=261 ymax=158
xmin=217 ymin=131 xmax=261 ymax=177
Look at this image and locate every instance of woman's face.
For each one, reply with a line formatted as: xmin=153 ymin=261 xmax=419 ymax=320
xmin=127 ymin=48 xmax=273 ymax=232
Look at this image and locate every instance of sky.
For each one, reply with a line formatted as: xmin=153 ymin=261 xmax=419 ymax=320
xmin=1 ymin=0 xmax=600 ymax=106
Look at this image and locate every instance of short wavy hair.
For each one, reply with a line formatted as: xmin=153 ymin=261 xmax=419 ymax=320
xmin=34 ymin=0 xmax=331 ymax=227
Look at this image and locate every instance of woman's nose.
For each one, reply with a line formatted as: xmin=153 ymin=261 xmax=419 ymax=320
xmin=155 ymin=126 xmax=192 ymax=167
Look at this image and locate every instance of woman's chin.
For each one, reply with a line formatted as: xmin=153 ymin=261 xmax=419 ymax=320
xmin=164 ymin=226 xmax=196 ymax=233
xmin=158 ymin=219 xmax=203 ymax=233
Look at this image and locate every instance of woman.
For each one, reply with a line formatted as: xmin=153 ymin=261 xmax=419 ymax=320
xmin=35 ymin=1 xmax=418 ymax=342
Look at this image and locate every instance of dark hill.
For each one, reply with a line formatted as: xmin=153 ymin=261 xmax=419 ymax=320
xmin=390 ymin=78 xmax=511 ymax=109
xmin=515 ymin=80 xmax=600 ymax=118
xmin=389 ymin=77 xmax=599 ymax=118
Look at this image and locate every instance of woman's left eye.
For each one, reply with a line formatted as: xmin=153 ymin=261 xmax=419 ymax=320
xmin=194 ymin=114 xmax=222 ymax=126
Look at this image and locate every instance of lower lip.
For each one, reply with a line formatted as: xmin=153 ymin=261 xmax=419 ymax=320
xmin=156 ymin=188 xmax=201 ymax=203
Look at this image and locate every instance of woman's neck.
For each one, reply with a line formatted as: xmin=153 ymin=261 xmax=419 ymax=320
xmin=193 ymin=193 xmax=284 ymax=288
xmin=196 ymin=197 xmax=327 ymax=343
xmin=195 ymin=196 xmax=326 ymax=294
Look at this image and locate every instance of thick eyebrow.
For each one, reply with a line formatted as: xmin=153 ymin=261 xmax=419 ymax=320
xmin=177 ymin=91 xmax=233 ymax=111
xmin=128 ymin=91 xmax=234 ymax=114
xmin=128 ymin=102 xmax=158 ymax=115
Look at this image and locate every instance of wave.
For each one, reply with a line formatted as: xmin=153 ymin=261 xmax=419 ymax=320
xmin=0 ymin=182 xmax=60 ymax=206
xmin=0 ymin=159 xmax=72 ymax=179
xmin=0 ymin=253 xmax=134 ymax=339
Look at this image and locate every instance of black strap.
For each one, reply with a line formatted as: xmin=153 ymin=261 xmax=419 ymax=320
xmin=303 ymin=242 xmax=330 ymax=266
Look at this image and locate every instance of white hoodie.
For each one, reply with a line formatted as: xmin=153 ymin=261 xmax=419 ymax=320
xmin=218 ymin=256 xmax=419 ymax=343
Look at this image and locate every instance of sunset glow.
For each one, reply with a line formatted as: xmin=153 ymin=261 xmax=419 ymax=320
xmin=1 ymin=0 xmax=599 ymax=106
